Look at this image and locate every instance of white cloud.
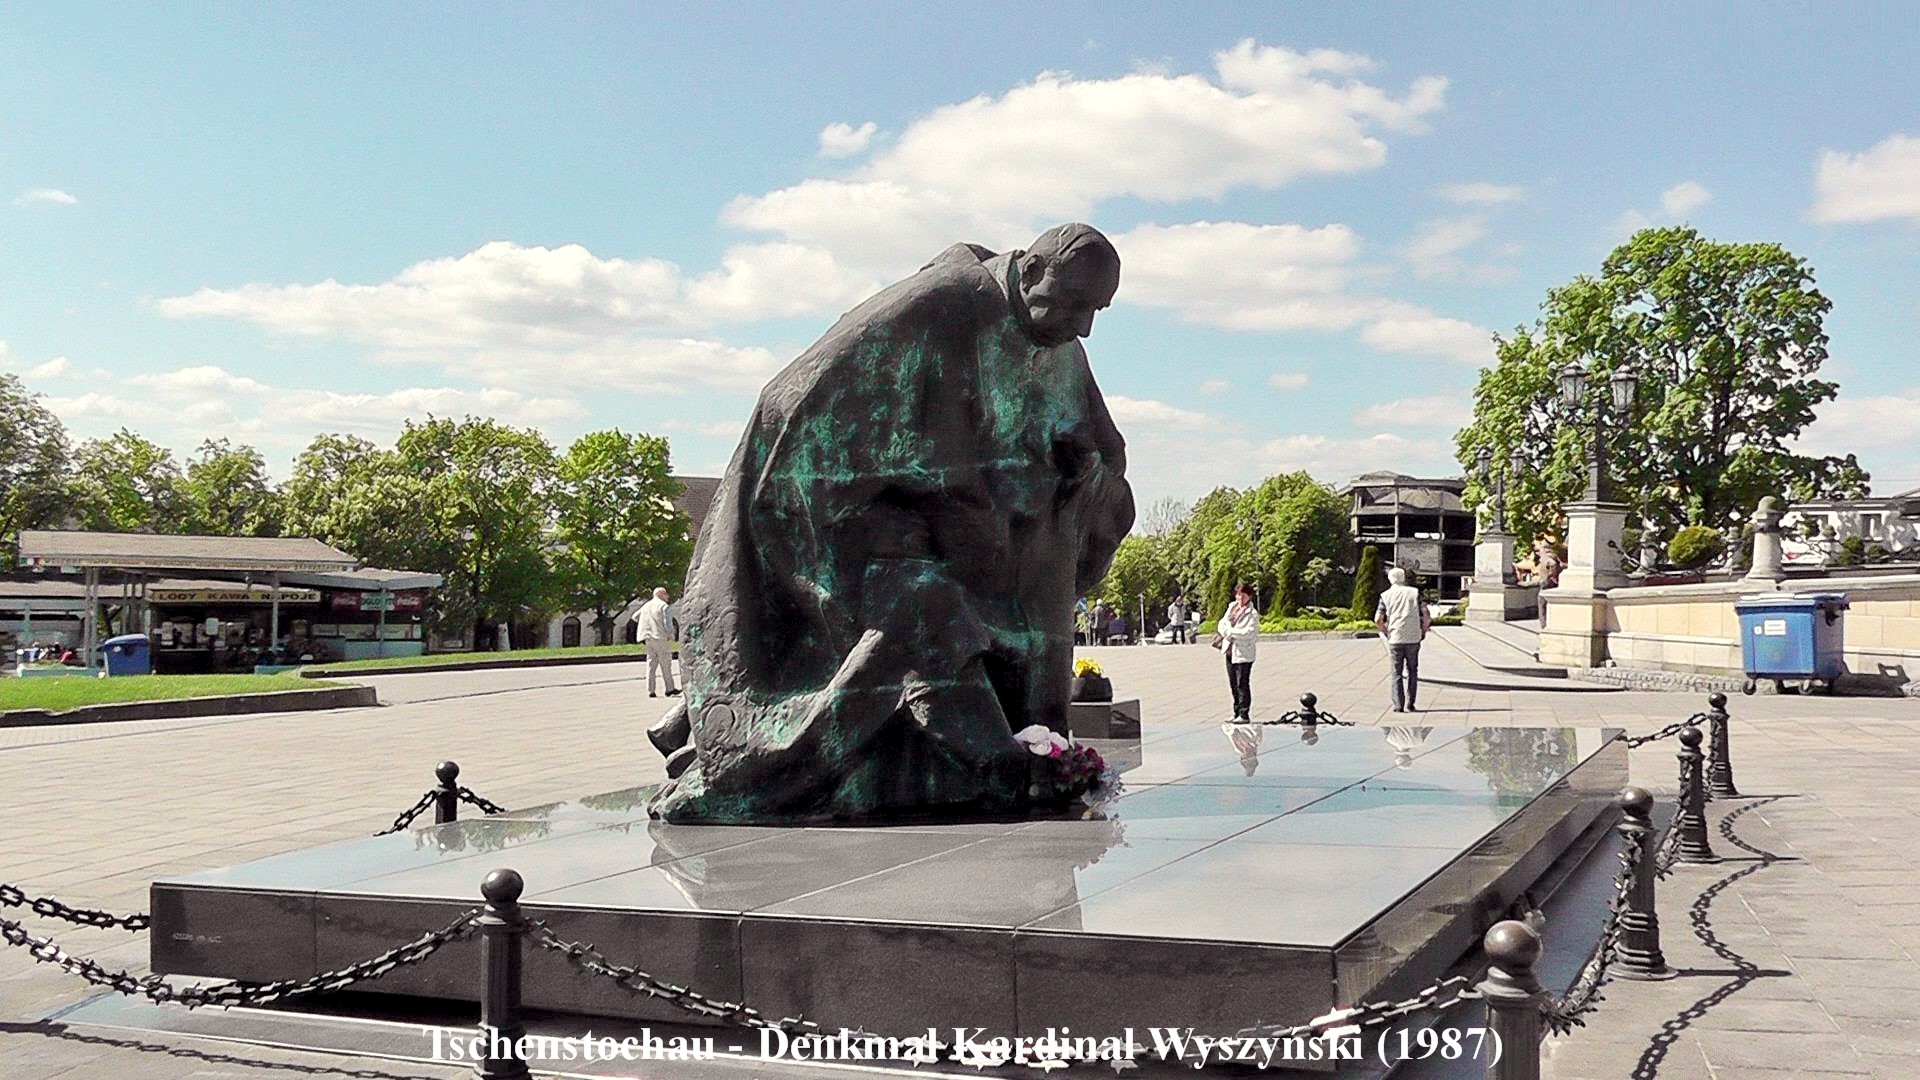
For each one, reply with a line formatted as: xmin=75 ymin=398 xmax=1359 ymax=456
xmin=1105 ymin=394 xmax=1220 ymax=431
xmin=1437 ymin=182 xmax=1524 ymax=206
xmin=818 ymin=121 xmax=879 ymax=159
xmin=1114 ymin=219 xmax=1492 ymax=363
xmin=41 ymin=364 xmax=586 ymax=459
xmin=1359 ymin=306 xmax=1493 ymax=365
xmin=663 ymin=418 xmax=747 ymax=438
xmin=1659 ymin=180 xmax=1712 ymax=217
xmin=1198 ymin=378 xmax=1232 ymax=396
xmin=1811 ymin=134 xmax=1920 ymax=225
xmin=1115 ymin=220 xmax=1364 ymax=331
xmin=153 ymin=241 xmax=850 ymax=396
xmin=728 ymin=40 xmax=1445 ymax=275
xmin=13 ymin=188 xmax=77 ymax=207
xmin=25 ymin=356 xmax=73 ymax=380
xmin=1617 ymin=180 xmax=1713 ymax=234
xmin=1354 ymin=394 xmax=1471 ymax=428
xmin=1268 ymin=372 xmax=1310 ymax=390
xmin=1401 ymin=215 xmax=1488 ymax=278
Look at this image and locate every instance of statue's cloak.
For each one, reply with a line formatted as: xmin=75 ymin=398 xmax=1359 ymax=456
xmin=650 ymin=244 xmax=1133 ymax=822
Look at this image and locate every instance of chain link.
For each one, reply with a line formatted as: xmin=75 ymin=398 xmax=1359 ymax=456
xmin=1263 ymin=708 xmax=1355 ymax=728
xmin=1234 ymin=974 xmax=1482 ymax=1043
xmin=1 ymin=882 xmax=149 ymax=932
xmin=456 ymin=787 xmax=508 ymax=816
xmin=533 ymin=923 xmax=842 ymax=1037
xmin=1541 ymin=823 xmax=1646 ymax=1033
xmin=1625 ymin=712 xmax=1709 ymax=748
xmin=374 ymin=790 xmax=438 ymax=836
xmin=2 ymin=908 xmax=477 ymax=1008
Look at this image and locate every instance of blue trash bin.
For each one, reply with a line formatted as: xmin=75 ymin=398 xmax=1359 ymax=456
xmin=101 ymin=633 xmax=152 ymax=676
xmin=1734 ymin=593 xmax=1847 ymax=695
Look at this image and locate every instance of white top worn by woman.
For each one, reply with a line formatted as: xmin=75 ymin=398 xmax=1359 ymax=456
xmin=1218 ymin=602 xmax=1260 ymax=664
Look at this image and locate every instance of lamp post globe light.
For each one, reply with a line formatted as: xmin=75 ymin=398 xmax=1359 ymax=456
xmin=1559 ymin=359 xmax=1637 ymax=504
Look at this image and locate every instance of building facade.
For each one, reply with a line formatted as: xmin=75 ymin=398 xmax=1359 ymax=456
xmin=1340 ymin=471 xmax=1478 ymax=600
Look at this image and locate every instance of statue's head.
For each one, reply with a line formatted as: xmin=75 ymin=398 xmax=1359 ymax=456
xmin=1016 ymin=223 xmax=1120 ymax=347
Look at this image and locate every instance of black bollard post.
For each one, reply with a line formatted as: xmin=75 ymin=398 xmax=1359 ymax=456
xmin=433 ymin=761 xmax=461 ymax=825
xmin=1705 ymin=692 xmax=1740 ymax=798
xmin=1610 ymin=787 xmax=1674 ymax=980
xmin=1478 ymin=920 xmax=1545 ymax=1080
xmin=475 ymin=869 xmax=531 ymax=1080
xmin=1297 ymin=692 xmax=1320 ymax=727
xmin=1674 ymin=725 xmax=1720 ymax=864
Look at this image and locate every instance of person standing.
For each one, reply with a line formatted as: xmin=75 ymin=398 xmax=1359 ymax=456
xmin=636 ymin=586 xmax=681 ymax=698
xmin=1167 ymin=594 xmax=1191 ymax=644
xmin=1374 ymin=567 xmax=1431 ymax=713
xmin=1217 ymin=582 xmax=1260 ymax=720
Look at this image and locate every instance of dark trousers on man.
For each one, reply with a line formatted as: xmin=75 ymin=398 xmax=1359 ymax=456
xmin=1389 ymin=642 xmax=1421 ymax=711
xmin=1226 ymin=660 xmax=1253 ymax=720
xmin=1172 ymin=624 xmax=1188 ymax=644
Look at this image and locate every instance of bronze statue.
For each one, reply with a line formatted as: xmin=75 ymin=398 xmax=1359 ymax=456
xmin=647 ymin=224 xmax=1133 ymax=823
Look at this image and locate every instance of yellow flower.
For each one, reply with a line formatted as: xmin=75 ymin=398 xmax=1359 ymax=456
xmin=1073 ymin=658 xmax=1104 ymax=678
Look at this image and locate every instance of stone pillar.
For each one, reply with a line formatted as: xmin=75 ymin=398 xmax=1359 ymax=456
xmin=1468 ymin=530 xmax=1538 ymax=621
xmin=1538 ymin=499 xmax=1628 ymax=667
xmin=1744 ymin=496 xmax=1787 ymax=586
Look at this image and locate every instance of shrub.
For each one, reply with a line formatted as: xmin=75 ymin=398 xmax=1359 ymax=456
xmin=1667 ymin=526 xmax=1726 ymax=570
xmin=1351 ymin=545 xmax=1385 ymax=619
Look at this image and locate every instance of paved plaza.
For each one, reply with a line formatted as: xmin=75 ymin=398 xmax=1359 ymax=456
xmin=2 ymin=635 xmax=1917 ymax=1078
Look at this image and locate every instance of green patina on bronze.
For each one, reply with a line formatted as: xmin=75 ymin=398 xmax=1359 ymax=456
xmin=647 ymin=226 xmax=1132 ymax=824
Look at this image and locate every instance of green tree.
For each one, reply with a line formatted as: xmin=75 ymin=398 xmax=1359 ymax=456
xmin=69 ymin=429 xmax=192 ymax=533
xmin=1351 ymin=544 xmax=1385 ymax=619
xmin=280 ymin=434 xmax=440 ymax=571
xmin=1457 ymin=227 xmax=1869 ymax=548
xmin=551 ymin=430 xmax=692 ymax=644
xmin=395 ymin=417 xmax=559 ymax=649
xmin=1272 ymin=548 xmax=1302 ymax=617
xmin=184 ymin=439 xmax=282 ymax=535
xmin=1096 ymin=533 xmax=1172 ymax=631
xmin=0 ymin=373 xmax=70 ymax=559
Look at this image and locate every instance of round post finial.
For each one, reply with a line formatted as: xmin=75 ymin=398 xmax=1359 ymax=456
xmin=1618 ymin=785 xmax=1653 ymax=819
xmin=1679 ymin=725 xmax=1703 ymax=749
xmin=1707 ymin=691 xmax=1728 ymax=712
xmin=435 ymin=760 xmax=460 ymax=786
xmin=1484 ymin=919 xmax=1542 ymax=969
xmin=1298 ymin=692 xmax=1317 ymax=711
xmin=481 ymin=868 xmax=524 ymax=905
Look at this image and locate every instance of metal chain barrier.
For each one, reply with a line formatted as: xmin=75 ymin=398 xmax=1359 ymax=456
xmin=0 ymin=882 xmax=150 ymax=932
xmin=456 ymin=787 xmax=508 ymax=816
xmin=1626 ymin=713 xmax=1708 ymax=749
xmin=1653 ymin=813 xmax=1683 ymax=879
xmin=1264 ymin=708 xmax=1355 ymax=727
xmin=374 ymin=790 xmax=438 ymax=836
xmin=532 ymin=923 xmax=845 ymax=1038
xmin=1233 ymin=973 xmax=1482 ymax=1044
xmin=1541 ymin=824 xmax=1646 ymax=1033
xmin=1 ymin=908 xmax=478 ymax=1008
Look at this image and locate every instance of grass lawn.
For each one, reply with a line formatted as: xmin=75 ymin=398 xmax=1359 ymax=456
xmin=0 ymin=672 xmax=345 ymax=714
xmin=304 ymin=642 xmax=654 ymax=675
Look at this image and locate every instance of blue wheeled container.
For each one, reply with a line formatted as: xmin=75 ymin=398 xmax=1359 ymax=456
xmin=101 ymin=633 xmax=153 ymax=676
xmin=1734 ymin=593 xmax=1848 ymax=695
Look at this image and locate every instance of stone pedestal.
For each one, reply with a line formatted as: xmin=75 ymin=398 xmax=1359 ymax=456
xmin=1558 ymin=501 xmax=1631 ymax=594
xmin=1537 ymin=589 xmax=1613 ymax=668
xmin=1467 ymin=532 xmax=1539 ymax=621
xmin=1538 ymin=501 xmax=1629 ymax=668
xmin=1743 ymin=496 xmax=1787 ymax=586
xmin=1067 ymin=697 xmax=1141 ymax=740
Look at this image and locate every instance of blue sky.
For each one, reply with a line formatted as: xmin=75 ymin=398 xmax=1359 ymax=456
xmin=4 ymin=3 xmax=1918 ymax=509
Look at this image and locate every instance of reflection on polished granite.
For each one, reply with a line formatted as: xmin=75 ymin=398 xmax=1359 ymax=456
xmin=153 ymin=722 xmax=1627 ymax=1040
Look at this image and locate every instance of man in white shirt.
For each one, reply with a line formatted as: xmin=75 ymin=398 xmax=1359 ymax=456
xmin=636 ymin=586 xmax=680 ymax=698
xmin=1373 ymin=567 xmax=1431 ymax=713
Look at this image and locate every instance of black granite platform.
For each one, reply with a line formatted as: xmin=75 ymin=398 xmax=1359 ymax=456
xmin=151 ymin=723 xmax=1625 ymax=1042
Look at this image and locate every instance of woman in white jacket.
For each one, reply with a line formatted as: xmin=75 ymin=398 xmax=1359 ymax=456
xmin=1218 ymin=581 xmax=1261 ymax=721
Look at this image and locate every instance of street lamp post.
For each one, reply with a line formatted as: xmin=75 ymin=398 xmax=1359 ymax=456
xmin=1475 ymin=445 xmax=1529 ymax=537
xmin=1538 ymin=360 xmax=1639 ymax=667
xmin=1558 ymin=361 xmax=1638 ymax=504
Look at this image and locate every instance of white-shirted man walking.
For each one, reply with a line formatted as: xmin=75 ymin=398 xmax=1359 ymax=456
xmin=636 ymin=586 xmax=680 ymax=698
xmin=1373 ymin=567 xmax=1431 ymax=713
